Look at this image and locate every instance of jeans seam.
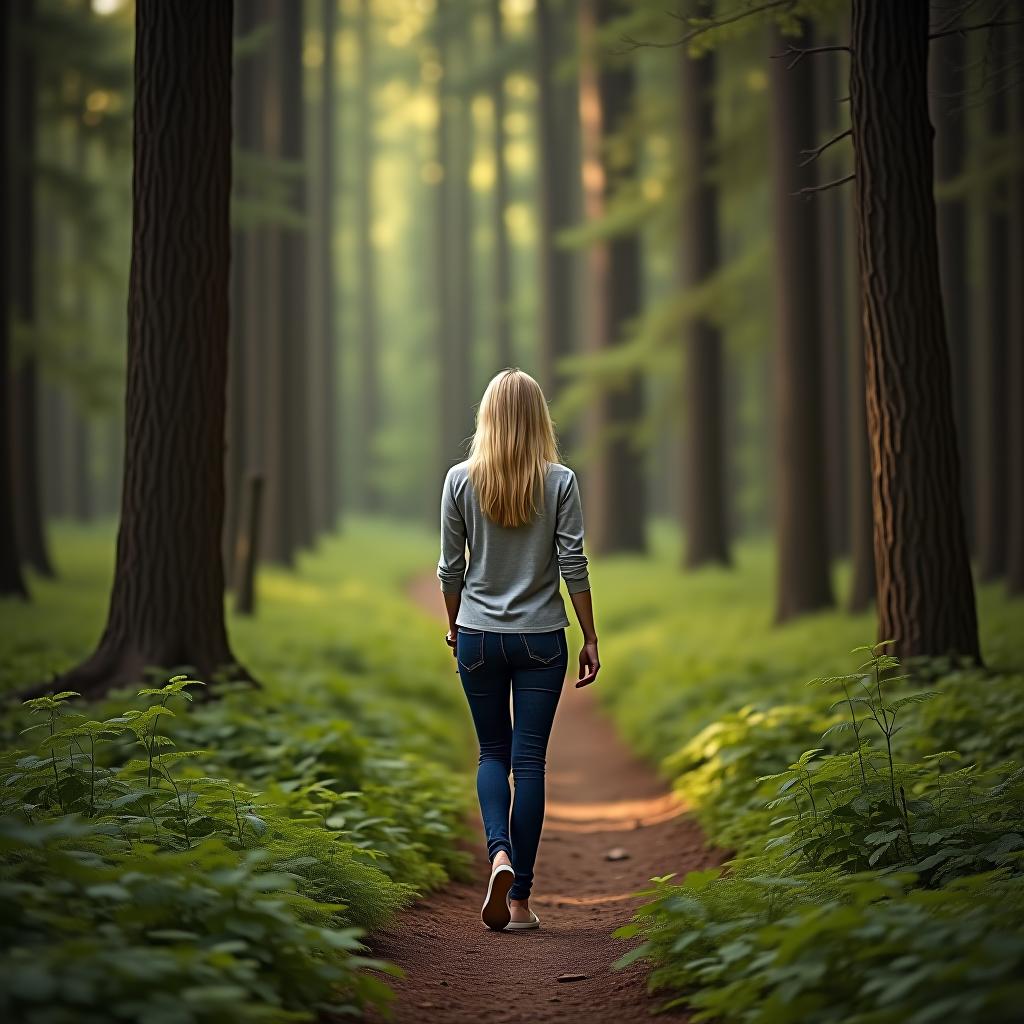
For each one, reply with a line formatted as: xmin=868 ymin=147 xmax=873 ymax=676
xmin=499 ymin=632 xmax=508 ymax=665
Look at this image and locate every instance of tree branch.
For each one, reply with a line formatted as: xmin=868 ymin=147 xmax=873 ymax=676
xmin=792 ymin=173 xmax=855 ymax=199
xmin=799 ymin=129 xmax=853 ymax=167
xmin=618 ymin=0 xmax=795 ymax=52
xmin=929 ymin=18 xmax=1023 ymax=41
xmin=771 ymin=43 xmax=852 ymax=69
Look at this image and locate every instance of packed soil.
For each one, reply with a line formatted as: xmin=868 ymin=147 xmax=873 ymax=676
xmin=365 ymin=575 xmax=721 ymax=1023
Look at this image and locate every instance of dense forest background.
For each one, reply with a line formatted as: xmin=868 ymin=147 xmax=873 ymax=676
xmin=2 ymin=1 xmax=1023 ymax=1021
xmin=3 ymin=0 xmax=1022 ymax=661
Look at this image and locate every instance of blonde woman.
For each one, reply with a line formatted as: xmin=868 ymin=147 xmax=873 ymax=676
xmin=437 ymin=368 xmax=600 ymax=932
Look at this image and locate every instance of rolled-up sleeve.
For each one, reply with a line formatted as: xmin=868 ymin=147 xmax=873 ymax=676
xmin=555 ymin=471 xmax=590 ymax=594
xmin=437 ymin=469 xmax=467 ymax=593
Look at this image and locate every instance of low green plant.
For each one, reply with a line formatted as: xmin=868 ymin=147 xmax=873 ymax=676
xmin=1 ymin=680 xmax=413 ymax=1022
xmin=0 ymin=520 xmax=477 ymax=1022
xmin=610 ymin=632 xmax=1024 ymax=1023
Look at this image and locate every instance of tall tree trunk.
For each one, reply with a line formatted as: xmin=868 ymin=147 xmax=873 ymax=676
xmin=357 ymin=0 xmax=379 ymax=509
xmin=245 ymin=4 xmax=271 ymax=563
xmin=261 ymin=0 xmax=295 ymax=566
xmin=46 ymin=0 xmax=245 ymax=697
xmin=11 ymin=0 xmax=53 ymax=577
xmin=577 ymin=0 xmax=645 ymax=555
xmin=1007 ymin=21 xmax=1024 ymax=597
xmin=974 ymin=31 xmax=1009 ymax=581
xmin=815 ymin=40 xmax=848 ymax=559
xmin=930 ymin=30 xmax=972 ymax=549
xmin=0 ymin=0 xmax=28 ymax=598
xmin=490 ymin=0 xmax=513 ymax=370
xmin=318 ymin=0 xmax=339 ymax=531
xmin=224 ymin=1 xmax=258 ymax=581
xmin=849 ymin=0 xmax=980 ymax=661
xmin=71 ymin=94 xmax=93 ymax=525
xmin=768 ymin=23 xmax=833 ymax=622
xmin=535 ymin=0 xmax=579 ymax=402
xmin=679 ymin=41 xmax=728 ymax=568
xmin=280 ymin=0 xmax=313 ymax=551
xmin=436 ymin=4 xmax=473 ymax=477
xmin=844 ymin=183 xmax=875 ymax=613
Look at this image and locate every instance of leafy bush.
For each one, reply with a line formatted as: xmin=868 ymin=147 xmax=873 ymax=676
xmin=593 ymin=534 xmax=1024 ymax=1022
xmin=0 ymin=521 xmax=476 ymax=1022
xmin=1 ymin=683 xmax=405 ymax=1022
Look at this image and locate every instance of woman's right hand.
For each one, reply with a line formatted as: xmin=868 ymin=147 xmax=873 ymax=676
xmin=576 ymin=640 xmax=600 ymax=688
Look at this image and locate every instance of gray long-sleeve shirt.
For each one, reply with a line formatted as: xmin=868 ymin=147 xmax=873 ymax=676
xmin=437 ymin=460 xmax=591 ymax=632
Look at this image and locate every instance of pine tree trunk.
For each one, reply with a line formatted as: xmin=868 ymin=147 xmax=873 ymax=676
xmin=974 ymin=31 xmax=1009 ymax=582
xmin=535 ymin=0 xmax=578 ymax=400
xmin=844 ymin=182 xmax=875 ymax=613
xmin=318 ymin=0 xmax=339 ymax=531
xmin=261 ymin=0 xmax=294 ymax=566
xmin=930 ymin=30 xmax=973 ymax=549
xmin=1007 ymin=22 xmax=1024 ymax=597
xmin=224 ymin=1 xmax=257 ymax=581
xmin=357 ymin=0 xmax=379 ymax=510
xmin=0 ymin=0 xmax=28 ymax=598
xmin=679 ymin=42 xmax=728 ymax=568
xmin=280 ymin=0 xmax=313 ymax=550
xmin=768 ymin=23 xmax=834 ymax=622
xmin=40 ymin=0 xmax=246 ymax=698
xmin=490 ymin=0 xmax=513 ymax=370
xmin=849 ymin=0 xmax=980 ymax=661
xmin=11 ymin=0 xmax=53 ymax=578
xmin=437 ymin=5 xmax=474 ymax=477
xmin=577 ymin=0 xmax=645 ymax=555
xmin=815 ymin=40 xmax=848 ymax=559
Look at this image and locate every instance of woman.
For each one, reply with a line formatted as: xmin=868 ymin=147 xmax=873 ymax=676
xmin=437 ymin=368 xmax=600 ymax=932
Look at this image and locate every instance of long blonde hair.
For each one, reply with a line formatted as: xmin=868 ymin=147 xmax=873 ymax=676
xmin=467 ymin=368 xmax=560 ymax=528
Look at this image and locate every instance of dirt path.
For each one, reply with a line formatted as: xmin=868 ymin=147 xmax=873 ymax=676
xmin=366 ymin=575 xmax=720 ymax=1023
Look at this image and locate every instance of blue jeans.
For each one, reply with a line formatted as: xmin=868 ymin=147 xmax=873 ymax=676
xmin=456 ymin=627 xmax=567 ymax=901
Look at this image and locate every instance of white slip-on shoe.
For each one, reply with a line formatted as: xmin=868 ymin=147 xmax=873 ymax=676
xmin=481 ymin=863 xmax=515 ymax=931
xmin=505 ymin=908 xmax=540 ymax=930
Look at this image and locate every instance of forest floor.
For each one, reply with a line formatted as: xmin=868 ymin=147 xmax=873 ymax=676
xmin=365 ymin=574 xmax=722 ymax=1024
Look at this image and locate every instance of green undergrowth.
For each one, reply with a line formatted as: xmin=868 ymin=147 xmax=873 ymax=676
xmin=594 ymin=524 xmax=1024 ymax=1023
xmin=0 ymin=520 xmax=474 ymax=1023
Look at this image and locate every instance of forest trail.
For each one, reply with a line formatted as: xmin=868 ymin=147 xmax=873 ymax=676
xmin=366 ymin=574 xmax=720 ymax=1023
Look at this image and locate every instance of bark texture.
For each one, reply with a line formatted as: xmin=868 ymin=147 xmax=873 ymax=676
xmin=974 ymin=32 xmax=1009 ymax=581
xmin=844 ymin=184 xmax=875 ymax=612
xmin=45 ymin=0 xmax=244 ymax=696
xmin=930 ymin=30 xmax=973 ymax=547
xmin=0 ymin=0 xmax=28 ymax=597
xmin=11 ymin=0 xmax=53 ymax=578
xmin=679 ymin=42 xmax=729 ymax=568
xmin=849 ymin=0 xmax=980 ymax=660
xmin=1007 ymin=21 xmax=1024 ymax=597
xmin=768 ymin=23 xmax=834 ymax=622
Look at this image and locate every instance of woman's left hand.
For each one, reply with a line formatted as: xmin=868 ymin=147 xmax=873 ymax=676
xmin=445 ymin=629 xmax=458 ymax=657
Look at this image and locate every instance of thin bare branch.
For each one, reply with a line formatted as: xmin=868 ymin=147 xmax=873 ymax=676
xmin=799 ymin=129 xmax=853 ymax=167
xmin=929 ymin=18 xmax=1024 ymax=41
xmin=792 ymin=173 xmax=855 ymax=199
xmin=771 ymin=43 xmax=852 ymax=69
xmin=618 ymin=0 xmax=795 ymax=52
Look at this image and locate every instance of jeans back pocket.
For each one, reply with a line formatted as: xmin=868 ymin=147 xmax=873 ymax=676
xmin=521 ymin=630 xmax=564 ymax=665
xmin=457 ymin=629 xmax=486 ymax=671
